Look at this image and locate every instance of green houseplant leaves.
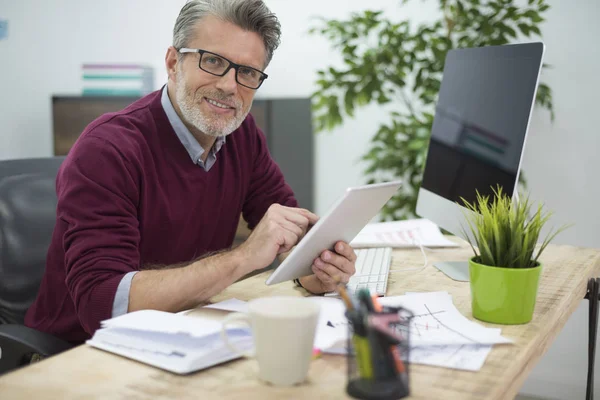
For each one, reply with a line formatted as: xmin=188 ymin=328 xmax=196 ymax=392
xmin=460 ymin=186 xmax=570 ymax=269
xmin=311 ymin=0 xmax=554 ymax=220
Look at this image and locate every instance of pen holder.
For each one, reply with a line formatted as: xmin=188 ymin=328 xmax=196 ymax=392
xmin=346 ymin=306 xmax=413 ymax=400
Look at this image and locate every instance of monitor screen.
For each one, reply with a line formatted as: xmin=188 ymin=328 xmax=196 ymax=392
xmin=420 ymin=43 xmax=544 ymax=206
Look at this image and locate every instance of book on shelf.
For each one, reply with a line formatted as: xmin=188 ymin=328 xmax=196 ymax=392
xmin=81 ymin=63 xmax=154 ymax=96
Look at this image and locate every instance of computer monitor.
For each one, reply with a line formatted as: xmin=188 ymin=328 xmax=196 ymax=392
xmin=415 ymin=42 xmax=545 ymax=281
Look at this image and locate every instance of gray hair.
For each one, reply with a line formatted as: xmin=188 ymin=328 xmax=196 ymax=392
xmin=173 ymin=0 xmax=281 ymax=67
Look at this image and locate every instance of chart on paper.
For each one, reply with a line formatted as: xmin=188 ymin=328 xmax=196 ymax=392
xmin=350 ymin=219 xmax=459 ymax=248
xmin=378 ymin=292 xmax=512 ymax=371
xmin=380 ymin=292 xmax=511 ymax=347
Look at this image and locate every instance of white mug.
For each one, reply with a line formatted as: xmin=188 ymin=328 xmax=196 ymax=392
xmin=221 ymin=296 xmax=320 ymax=386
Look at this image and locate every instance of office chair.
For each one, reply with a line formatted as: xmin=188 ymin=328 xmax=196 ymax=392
xmin=0 ymin=157 xmax=73 ymax=374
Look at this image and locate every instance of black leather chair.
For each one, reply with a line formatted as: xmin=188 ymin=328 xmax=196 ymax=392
xmin=0 ymin=157 xmax=73 ymax=374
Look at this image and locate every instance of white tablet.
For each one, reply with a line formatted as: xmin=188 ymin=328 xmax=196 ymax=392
xmin=265 ymin=180 xmax=402 ymax=285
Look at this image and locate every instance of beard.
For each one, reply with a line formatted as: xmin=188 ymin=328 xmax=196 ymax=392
xmin=174 ymin=71 xmax=251 ymax=138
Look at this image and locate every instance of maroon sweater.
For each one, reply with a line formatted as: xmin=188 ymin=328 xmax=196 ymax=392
xmin=25 ymin=90 xmax=297 ymax=343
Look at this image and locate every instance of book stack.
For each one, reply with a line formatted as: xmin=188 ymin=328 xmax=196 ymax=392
xmin=81 ymin=64 xmax=154 ymax=96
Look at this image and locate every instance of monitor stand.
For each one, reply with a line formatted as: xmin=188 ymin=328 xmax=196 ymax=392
xmin=433 ymin=261 xmax=470 ymax=282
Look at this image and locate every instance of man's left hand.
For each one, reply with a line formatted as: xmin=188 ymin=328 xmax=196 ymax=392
xmin=299 ymin=241 xmax=356 ymax=294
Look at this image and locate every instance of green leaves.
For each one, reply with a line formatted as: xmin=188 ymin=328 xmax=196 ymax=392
xmin=311 ymin=0 xmax=554 ymax=221
xmin=361 ymin=111 xmax=432 ymax=220
xmin=536 ymin=82 xmax=555 ymax=121
xmin=461 ymin=186 xmax=570 ymax=268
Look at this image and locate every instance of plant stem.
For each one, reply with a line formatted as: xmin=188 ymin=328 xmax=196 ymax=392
xmin=400 ymin=90 xmax=418 ymax=120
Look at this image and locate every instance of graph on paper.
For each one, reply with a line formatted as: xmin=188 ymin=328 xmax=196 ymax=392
xmin=378 ymin=292 xmax=512 ymax=371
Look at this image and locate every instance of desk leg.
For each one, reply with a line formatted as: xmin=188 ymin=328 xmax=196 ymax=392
xmin=585 ymin=278 xmax=599 ymax=400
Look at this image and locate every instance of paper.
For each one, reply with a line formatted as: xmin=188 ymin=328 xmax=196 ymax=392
xmin=410 ymin=343 xmax=494 ymax=371
xmin=87 ymin=310 xmax=253 ymax=374
xmin=313 ymin=291 xmax=511 ymax=371
xmin=350 ymin=218 xmax=459 ymax=248
xmin=379 ymin=292 xmax=512 ymax=346
xmin=203 ymin=298 xmax=249 ymax=313
xmin=102 ymin=309 xmax=224 ymax=337
xmin=309 ymin=297 xmax=349 ymax=351
xmin=385 ymin=292 xmax=508 ymax=371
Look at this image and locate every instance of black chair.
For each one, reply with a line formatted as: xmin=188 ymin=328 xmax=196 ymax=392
xmin=0 ymin=157 xmax=73 ymax=374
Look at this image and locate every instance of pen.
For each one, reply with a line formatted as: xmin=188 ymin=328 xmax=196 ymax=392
xmin=367 ymin=323 xmax=397 ymax=380
xmin=339 ymin=285 xmax=373 ymax=379
xmin=357 ymin=288 xmax=375 ymax=312
xmin=347 ymin=309 xmax=373 ymax=380
xmin=370 ymin=295 xmax=406 ymax=374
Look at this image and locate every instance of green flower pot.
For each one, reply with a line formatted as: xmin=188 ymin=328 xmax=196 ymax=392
xmin=469 ymin=257 xmax=542 ymax=324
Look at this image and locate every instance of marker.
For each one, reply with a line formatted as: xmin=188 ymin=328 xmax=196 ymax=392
xmin=370 ymin=295 xmax=406 ymax=374
xmin=312 ymin=348 xmax=322 ymax=359
xmin=347 ymin=309 xmax=373 ymax=379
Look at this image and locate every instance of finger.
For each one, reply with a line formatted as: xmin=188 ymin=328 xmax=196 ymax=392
xmin=314 ymin=257 xmax=351 ymax=284
xmin=280 ymin=208 xmax=311 ymax=233
xmin=279 ymin=229 xmax=300 ymax=254
xmin=280 ymin=218 xmax=304 ymax=238
xmin=320 ymin=250 xmax=356 ymax=275
xmin=285 ymin=206 xmax=319 ymax=225
xmin=334 ymin=241 xmax=357 ymax=262
xmin=312 ymin=266 xmax=337 ymax=290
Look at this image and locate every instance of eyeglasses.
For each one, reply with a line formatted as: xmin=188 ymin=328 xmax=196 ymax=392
xmin=178 ymin=48 xmax=268 ymax=90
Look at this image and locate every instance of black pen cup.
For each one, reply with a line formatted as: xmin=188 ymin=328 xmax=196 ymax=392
xmin=346 ymin=306 xmax=413 ymax=400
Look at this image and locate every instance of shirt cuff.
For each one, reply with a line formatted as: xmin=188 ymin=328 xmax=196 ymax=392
xmin=111 ymin=271 xmax=138 ymax=318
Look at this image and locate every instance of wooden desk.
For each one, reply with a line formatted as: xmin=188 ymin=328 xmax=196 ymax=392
xmin=1 ymin=241 xmax=599 ymax=399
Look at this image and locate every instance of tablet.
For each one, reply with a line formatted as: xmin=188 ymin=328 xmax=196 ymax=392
xmin=265 ymin=180 xmax=402 ymax=285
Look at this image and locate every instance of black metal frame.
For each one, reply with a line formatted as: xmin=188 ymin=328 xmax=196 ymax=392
xmin=585 ymin=278 xmax=599 ymax=400
xmin=178 ymin=47 xmax=268 ymax=89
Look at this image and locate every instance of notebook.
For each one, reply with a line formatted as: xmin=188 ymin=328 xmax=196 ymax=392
xmin=86 ymin=309 xmax=253 ymax=374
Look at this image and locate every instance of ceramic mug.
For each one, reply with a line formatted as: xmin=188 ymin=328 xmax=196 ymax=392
xmin=221 ymin=296 xmax=320 ymax=386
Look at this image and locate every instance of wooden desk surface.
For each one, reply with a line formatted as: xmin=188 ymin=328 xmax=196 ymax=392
xmin=1 ymin=240 xmax=599 ymax=400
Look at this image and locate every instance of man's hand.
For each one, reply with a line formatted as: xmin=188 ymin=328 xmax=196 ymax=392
xmin=235 ymin=204 xmax=319 ymax=272
xmin=299 ymin=241 xmax=357 ymax=294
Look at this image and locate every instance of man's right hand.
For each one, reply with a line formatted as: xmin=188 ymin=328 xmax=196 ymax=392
xmin=236 ymin=204 xmax=319 ymax=271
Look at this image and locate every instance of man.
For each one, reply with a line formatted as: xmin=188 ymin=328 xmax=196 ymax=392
xmin=25 ymin=0 xmax=356 ymax=343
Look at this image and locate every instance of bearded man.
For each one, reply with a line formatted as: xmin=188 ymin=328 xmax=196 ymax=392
xmin=25 ymin=0 xmax=356 ymax=343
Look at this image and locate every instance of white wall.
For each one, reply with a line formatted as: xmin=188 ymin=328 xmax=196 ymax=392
xmin=1 ymin=0 xmax=599 ymax=398
xmin=511 ymin=1 xmax=600 ymax=398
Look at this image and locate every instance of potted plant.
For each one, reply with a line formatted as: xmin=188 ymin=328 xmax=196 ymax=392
xmin=461 ymin=186 xmax=569 ymax=324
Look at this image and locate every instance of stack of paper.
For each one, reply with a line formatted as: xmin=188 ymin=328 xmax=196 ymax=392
xmin=87 ymin=310 xmax=252 ymax=374
xmin=350 ymin=218 xmax=459 ymax=248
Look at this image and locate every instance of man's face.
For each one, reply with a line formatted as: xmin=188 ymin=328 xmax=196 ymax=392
xmin=172 ymin=16 xmax=267 ymax=138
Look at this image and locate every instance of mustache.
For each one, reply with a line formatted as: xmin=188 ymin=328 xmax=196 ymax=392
xmin=200 ymin=92 xmax=241 ymax=109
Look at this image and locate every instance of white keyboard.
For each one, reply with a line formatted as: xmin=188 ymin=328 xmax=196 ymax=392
xmin=326 ymin=247 xmax=392 ymax=297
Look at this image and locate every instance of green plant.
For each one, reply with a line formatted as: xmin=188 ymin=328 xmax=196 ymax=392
xmin=460 ymin=186 xmax=569 ymax=269
xmin=311 ymin=0 xmax=554 ymax=220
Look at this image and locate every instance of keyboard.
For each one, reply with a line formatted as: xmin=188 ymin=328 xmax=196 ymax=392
xmin=326 ymin=247 xmax=392 ymax=297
